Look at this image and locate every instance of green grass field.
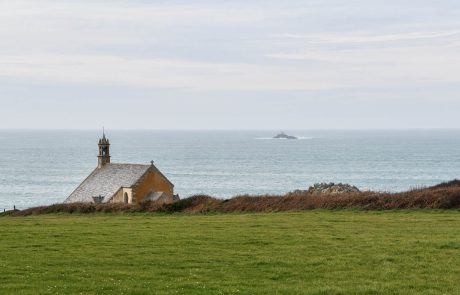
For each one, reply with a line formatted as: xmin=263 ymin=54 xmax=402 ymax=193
xmin=1 ymin=211 xmax=459 ymax=294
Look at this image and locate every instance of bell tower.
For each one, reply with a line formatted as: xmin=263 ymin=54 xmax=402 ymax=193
xmin=98 ymin=129 xmax=110 ymax=168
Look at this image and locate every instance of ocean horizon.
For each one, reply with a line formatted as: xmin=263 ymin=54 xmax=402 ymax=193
xmin=1 ymin=129 xmax=459 ymax=210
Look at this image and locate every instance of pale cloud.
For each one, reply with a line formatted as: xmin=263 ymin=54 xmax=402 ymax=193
xmin=1 ymin=0 xmax=460 ymax=129
xmin=276 ymin=31 xmax=460 ymax=44
xmin=0 ymin=54 xmax=340 ymax=90
xmin=0 ymin=0 xmax=297 ymax=26
xmin=267 ymin=45 xmax=460 ymax=66
xmin=2 ymin=43 xmax=459 ymax=91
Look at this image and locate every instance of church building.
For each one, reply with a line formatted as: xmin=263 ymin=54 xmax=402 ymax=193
xmin=65 ymin=132 xmax=176 ymax=204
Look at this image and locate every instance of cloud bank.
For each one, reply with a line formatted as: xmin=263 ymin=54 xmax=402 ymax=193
xmin=0 ymin=0 xmax=459 ymax=129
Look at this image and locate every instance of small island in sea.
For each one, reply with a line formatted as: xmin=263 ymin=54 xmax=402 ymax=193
xmin=273 ymin=131 xmax=298 ymax=139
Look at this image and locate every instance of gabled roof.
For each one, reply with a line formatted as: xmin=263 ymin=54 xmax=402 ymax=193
xmin=145 ymin=162 xmax=174 ymax=188
xmin=65 ymin=163 xmax=151 ymax=203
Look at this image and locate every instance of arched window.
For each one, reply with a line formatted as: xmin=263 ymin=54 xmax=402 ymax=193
xmin=124 ymin=192 xmax=129 ymax=204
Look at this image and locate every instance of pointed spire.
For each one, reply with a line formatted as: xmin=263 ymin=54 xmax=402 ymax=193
xmin=98 ymin=127 xmax=110 ymax=168
xmin=99 ymin=127 xmax=109 ymax=144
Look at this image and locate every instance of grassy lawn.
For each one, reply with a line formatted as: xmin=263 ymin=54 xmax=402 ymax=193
xmin=1 ymin=211 xmax=459 ymax=294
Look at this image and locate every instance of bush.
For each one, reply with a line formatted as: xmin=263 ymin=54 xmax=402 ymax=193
xmin=10 ymin=180 xmax=460 ymax=216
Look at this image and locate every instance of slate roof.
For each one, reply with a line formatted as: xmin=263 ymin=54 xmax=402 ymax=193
xmin=65 ymin=163 xmax=151 ymax=203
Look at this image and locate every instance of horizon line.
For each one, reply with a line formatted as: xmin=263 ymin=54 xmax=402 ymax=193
xmin=1 ymin=128 xmax=460 ymax=131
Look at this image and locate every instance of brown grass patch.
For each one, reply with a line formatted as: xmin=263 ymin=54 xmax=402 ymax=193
xmin=11 ymin=180 xmax=460 ymax=216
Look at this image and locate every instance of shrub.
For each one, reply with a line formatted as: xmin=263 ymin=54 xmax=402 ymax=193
xmin=10 ymin=180 xmax=460 ymax=216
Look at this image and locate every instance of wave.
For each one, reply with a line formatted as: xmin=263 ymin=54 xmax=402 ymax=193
xmin=255 ymin=137 xmax=313 ymax=140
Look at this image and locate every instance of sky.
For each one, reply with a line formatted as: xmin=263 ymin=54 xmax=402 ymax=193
xmin=0 ymin=0 xmax=459 ymax=129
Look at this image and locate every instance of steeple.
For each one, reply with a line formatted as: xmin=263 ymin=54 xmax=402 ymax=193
xmin=98 ymin=129 xmax=110 ymax=168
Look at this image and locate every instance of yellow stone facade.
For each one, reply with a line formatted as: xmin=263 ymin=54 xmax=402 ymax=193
xmin=132 ymin=170 xmax=174 ymax=203
xmin=109 ymin=169 xmax=174 ymax=204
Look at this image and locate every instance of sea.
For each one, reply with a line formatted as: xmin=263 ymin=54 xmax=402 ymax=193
xmin=1 ymin=130 xmax=459 ymax=210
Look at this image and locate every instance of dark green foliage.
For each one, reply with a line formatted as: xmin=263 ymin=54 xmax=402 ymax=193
xmin=0 ymin=209 xmax=19 ymax=217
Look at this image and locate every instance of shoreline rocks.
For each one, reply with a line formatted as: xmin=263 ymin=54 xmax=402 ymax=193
xmin=307 ymin=183 xmax=360 ymax=195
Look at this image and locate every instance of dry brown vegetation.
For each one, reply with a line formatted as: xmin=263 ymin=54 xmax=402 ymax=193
xmin=11 ymin=180 xmax=460 ymax=216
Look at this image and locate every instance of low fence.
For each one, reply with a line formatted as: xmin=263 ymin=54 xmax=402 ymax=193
xmin=1 ymin=205 xmax=17 ymax=213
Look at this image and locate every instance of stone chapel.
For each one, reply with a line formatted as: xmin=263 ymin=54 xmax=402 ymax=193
xmin=65 ymin=132 xmax=176 ymax=204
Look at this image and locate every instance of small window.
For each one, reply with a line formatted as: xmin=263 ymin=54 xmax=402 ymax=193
xmin=124 ymin=192 xmax=129 ymax=204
